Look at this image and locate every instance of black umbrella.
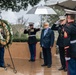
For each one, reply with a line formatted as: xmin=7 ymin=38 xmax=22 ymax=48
xmin=45 ymin=0 xmax=76 ymax=11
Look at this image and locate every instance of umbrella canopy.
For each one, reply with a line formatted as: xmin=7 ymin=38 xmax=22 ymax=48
xmin=26 ymin=6 xmax=57 ymax=27
xmin=64 ymin=9 xmax=76 ymax=14
xmin=26 ymin=6 xmax=57 ymax=14
xmin=45 ymin=0 xmax=76 ymax=11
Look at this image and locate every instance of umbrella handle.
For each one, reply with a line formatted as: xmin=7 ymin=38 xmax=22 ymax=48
xmin=41 ymin=15 xmax=43 ymax=27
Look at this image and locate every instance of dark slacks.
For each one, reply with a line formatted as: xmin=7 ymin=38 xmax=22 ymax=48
xmin=59 ymin=46 xmax=66 ymax=69
xmin=0 ymin=47 xmax=5 ymax=66
xmin=42 ymin=47 xmax=52 ymax=66
xmin=28 ymin=44 xmax=36 ymax=60
xmin=67 ymin=58 xmax=76 ymax=75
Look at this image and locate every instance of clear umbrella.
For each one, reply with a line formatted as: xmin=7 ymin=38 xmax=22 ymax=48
xmin=26 ymin=6 xmax=57 ymax=27
xmin=27 ymin=6 xmax=57 ymax=14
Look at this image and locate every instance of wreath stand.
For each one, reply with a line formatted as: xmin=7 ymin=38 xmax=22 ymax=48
xmin=4 ymin=46 xmax=17 ymax=74
xmin=0 ymin=12 xmax=17 ymax=73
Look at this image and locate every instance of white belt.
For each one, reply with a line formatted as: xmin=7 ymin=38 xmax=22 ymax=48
xmin=70 ymin=40 xmax=76 ymax=44
xmin=29 ymin=35 xmax=36 ymax=37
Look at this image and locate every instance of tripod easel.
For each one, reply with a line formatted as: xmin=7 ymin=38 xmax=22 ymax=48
xmin=0 ymin=11 xmax=17 ymax=74
xmin=4 ymin=46 xmax=17 ymax=73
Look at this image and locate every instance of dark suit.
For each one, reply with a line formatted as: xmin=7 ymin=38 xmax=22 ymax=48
xmin=40 ymin=28 xmax=54 ymax=66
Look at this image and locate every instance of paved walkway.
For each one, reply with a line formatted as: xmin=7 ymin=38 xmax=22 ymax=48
xmin=0 ymin=54 xmax=67 ymax=75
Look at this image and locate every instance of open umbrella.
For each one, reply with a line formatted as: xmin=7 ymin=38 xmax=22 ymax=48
xmin=45 ymin=0 xmax=76 ymax=11
xmin=26 ymin=6 xmax=57 ymax=14
xmin=64 ymin=9 xmax=76 ymax=14
xmin=26 ymin=6 xmax=57 ymax=27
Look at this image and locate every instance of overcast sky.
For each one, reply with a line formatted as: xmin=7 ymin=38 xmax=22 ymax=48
xmin=1 ymin=0 xmax=45 ymax=26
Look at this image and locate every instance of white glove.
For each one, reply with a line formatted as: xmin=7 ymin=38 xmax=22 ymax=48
xmin=55 ymin=20 xmax=60 ymax=25
xmin=65 ymin=57 xmax=71 ymax=61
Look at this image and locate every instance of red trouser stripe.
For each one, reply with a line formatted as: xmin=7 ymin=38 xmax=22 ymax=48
xmin=66 ymin=60 xmax=70 ymax=75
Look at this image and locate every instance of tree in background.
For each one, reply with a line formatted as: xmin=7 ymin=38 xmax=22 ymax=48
xmin=16 ymin=16 xmax=28 ymax=25
xmin=42 ymin=8 xmax=65 ymax=26
xmin=0 ymin=0 xmax=41 ymax=12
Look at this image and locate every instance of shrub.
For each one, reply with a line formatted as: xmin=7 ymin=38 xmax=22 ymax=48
xmin=13 ymin=38 xmax=28 ymax=42
xmin=13 ymin=37 xmax=40 ymax=42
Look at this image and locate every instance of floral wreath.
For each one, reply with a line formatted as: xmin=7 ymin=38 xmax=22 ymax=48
xmin=0 ymin=19 xmax=13 ymax=46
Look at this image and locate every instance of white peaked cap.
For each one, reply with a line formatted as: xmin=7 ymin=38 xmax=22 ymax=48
xmin=59 ymin=16 xmax=66 ymax=20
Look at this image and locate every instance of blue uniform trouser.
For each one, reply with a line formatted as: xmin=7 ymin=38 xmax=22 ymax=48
xmin=28 ymin=44 xmax=36 ymax=60
xmin=67 ymin=58 xmax=76 ymax=75
xmin=0 ymin=47 xmax=4 ymax=66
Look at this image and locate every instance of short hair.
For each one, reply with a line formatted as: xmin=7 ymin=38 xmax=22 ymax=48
xmin=43 ymin=22 xmax=49 ymax=26
xmin=66 ymin=14 xmax=75 ymax=20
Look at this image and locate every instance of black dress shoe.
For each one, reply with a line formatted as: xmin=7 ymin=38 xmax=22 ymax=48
xmin=41 ymin=64 xmax=47 ymax=67
xmin=58 ymin=67 xmax=64 ymax=70
xmin=47 ymin=65 xmax=51 ymax=68
xmin=64 ymin=68 xmax=67 ymax=72
xmin=29 ymin=59 xmax=35 ymax=62
xmin=0 ymin=65 xmax=5 ymax=68
xmin=31 ymin=60 xmax=35 ymax=62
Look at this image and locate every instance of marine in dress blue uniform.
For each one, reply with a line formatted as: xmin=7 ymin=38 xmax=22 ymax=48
xmin=64 ymin=14 xmax=76 ymax=75
xmin=24 ymin=23 xmax=40 ymax=62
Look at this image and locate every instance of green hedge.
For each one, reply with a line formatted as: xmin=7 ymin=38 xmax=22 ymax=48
xmin=13 ymin=38 xmax=40 ymax=42
xmin=13 ymin=38 xmax=27 ymax=42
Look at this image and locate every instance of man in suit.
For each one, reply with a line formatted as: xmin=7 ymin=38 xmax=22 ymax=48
xmin=40 ymin=22 xmax=54 ymax=68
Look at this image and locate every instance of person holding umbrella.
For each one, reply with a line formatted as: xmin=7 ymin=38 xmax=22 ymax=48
xmin=51 ymin=16 xmax=67 ymax=71
xmin=24 ymin=23 xmax=40 ymax=62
